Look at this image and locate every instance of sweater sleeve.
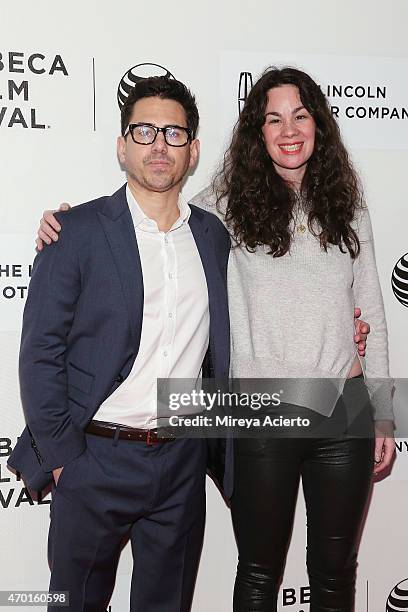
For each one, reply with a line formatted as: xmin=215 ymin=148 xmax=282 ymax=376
xmin=352 ymin=208 xmax=394 ymax=421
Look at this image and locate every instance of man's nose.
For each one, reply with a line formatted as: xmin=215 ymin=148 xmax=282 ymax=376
xmin=151 ymin=130 xmax=168 ymax=152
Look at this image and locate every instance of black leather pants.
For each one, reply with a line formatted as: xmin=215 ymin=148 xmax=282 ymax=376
xmin=231 ymin=382 xmax=375 ymax=612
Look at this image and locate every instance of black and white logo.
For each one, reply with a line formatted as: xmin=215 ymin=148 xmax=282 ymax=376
xmin=238 ymin=71 xmax=253 ymax=115
xmin=117 ymin=63 xmax=175 ymax=109
xmin=391 ymin=253 xmax=408 ymax=307
xmin=0 ymin=51 xmax=68 ymax=129
xmin=386 ymin=578 xmax=408 ymax=611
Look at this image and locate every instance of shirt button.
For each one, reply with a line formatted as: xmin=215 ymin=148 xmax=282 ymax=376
xmin=297 ymin=224 xmax=306 ymax=234
xmin=168 ymin=272 xmax=173 ymax=279
xmin=163 ymin=351 xmax=168 ymax=357
xmin=169 ymin=313 xmax=173 ymax=318
xmin=164 ymin=236 xmax=169 ymax=244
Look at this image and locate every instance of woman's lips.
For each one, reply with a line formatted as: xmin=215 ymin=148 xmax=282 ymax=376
xmin=278 ymin=142 xmax=303 ymax=155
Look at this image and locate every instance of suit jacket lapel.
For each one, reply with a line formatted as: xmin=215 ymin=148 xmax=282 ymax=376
xmin=97 ymin=184 xmax=144 ymax=352
xmin=189 ymin=207 xmax=229 ymax=375
xmin=188 ymin=207 xmax=221 ymax=295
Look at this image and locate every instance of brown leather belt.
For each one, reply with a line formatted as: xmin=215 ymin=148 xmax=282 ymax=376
xmin=85 ymin=420 xmax=175 ymax=445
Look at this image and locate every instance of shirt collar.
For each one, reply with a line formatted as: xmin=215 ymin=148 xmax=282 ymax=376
xmin=126 ymin=185 xmax=191 ymax=233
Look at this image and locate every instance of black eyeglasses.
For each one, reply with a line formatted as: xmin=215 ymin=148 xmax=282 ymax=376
xmin=124 ymin=123 xmax=192 ymax=147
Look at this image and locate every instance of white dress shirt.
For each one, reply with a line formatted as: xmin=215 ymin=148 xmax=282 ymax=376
xmin=94 ymin=186 xmax=210 ymax=428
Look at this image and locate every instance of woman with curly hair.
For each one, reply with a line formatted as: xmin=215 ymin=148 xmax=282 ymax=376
xmin=193 ymin=66 xmax=394 ymax=611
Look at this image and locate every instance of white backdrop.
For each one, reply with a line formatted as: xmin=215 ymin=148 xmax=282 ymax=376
xmin=1 ymin=2 xmax=408 ymax=610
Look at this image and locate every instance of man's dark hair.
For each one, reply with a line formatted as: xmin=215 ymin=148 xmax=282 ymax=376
xmin=121 ymin=76 xmax=199 ymax=138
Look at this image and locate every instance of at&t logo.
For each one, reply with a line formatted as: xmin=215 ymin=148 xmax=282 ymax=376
xmin=391 ymin=253 xmax=408 ymax=307
xmin=117 ymin=62 xmax=175 ymax=109
xmin=386 ymin=578 xmax=408 ymax=611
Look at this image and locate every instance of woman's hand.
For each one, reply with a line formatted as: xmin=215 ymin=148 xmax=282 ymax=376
xmin=36 ymin=203 xmax=71 ymax=250
xmin=373 ymin=420 xmax=395 ymax=475
xmin=354 ymin=307 xmax=369 ymax=356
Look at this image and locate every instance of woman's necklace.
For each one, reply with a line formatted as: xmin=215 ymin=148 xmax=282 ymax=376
xmin=293 ymin=192 xmax=308 ymax=235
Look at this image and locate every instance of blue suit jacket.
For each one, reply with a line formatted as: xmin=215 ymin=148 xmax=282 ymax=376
xmin=8 ymin=184 xmax=232 ymax=496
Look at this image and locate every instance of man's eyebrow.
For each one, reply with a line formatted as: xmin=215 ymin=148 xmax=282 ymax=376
xmin=265 ymin=106 xmax=306 ymax=117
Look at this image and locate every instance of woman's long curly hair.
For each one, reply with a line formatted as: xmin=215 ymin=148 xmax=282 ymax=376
xmin=214 ymin=66 xmax=363 ymax=257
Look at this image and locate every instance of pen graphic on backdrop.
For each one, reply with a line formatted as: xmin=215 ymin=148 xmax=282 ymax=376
xmin=238 ymin=71 xmax=253 ymax=115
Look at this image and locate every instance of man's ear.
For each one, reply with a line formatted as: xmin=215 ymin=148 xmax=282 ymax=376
xmin=117 ymin=135 xmax=126 ymax=165
xmin=189 ymin=138 xmax=200 ymax=169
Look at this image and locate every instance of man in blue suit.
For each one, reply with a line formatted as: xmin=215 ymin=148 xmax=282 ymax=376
xmin=8 ymin=76 xmax=231 ymax=611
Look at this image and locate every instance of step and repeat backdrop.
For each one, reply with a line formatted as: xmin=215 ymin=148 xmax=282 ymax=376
xmin=1 ymin=2 xmax=407 ymax=611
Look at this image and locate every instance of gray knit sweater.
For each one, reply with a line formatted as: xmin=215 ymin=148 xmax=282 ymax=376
xmin=190 ymin=187 xmax=393 ymax=420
